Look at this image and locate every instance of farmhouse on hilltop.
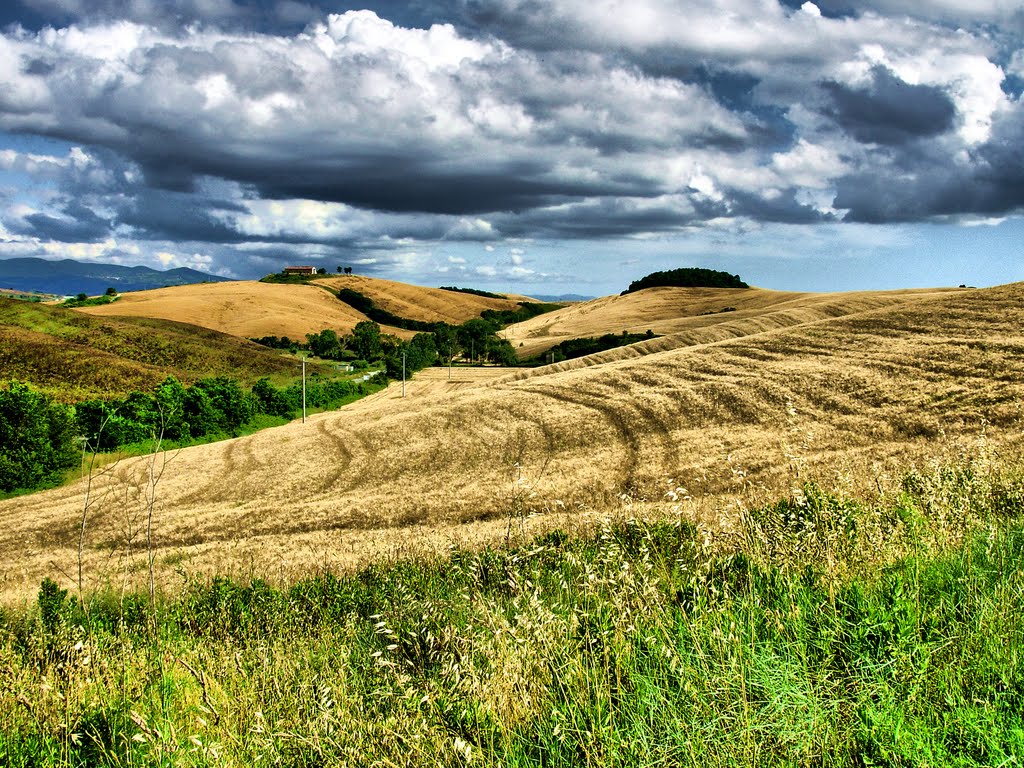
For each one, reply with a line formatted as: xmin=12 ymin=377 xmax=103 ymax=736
xmin=283 ymin=266 xmax=317 ymax=276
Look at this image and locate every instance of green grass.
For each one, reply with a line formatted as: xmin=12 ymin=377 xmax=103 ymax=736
xmin=2 ymin=457 xmax=1023 ymax=766
xmin=0 ymin=297 xmax=317 ymax=401
xmin=61 ymin=294 xmax=119 ymax=308
xmin=0 ymin=291 xmax=54 ymax=302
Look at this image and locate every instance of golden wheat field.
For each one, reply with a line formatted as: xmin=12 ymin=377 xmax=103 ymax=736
xmin=501 ymin=285 xmax=956 ymax=358
xmin=76 ymin=280 xmax=413 ymax=339
xmin=2 ymin=283 xmax=1022 ymax=603
xmin=315 ymin=275 xmax=528 ymax=324
xmin=78 ymin=276 xmax=530 ymax=340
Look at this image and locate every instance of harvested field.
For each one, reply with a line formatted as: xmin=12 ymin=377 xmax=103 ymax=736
xmin=315 ymin=275 xmax=528 ymax=324
xmin=78 ymin=280 xmax=412 ymax=339
xmin=77 ymin=276 xmax=537 ymax=341
xmin=502 ymin=285 xmax=956 ymax=358
xmin=2 ymin=284 xmax=1022 ymax=603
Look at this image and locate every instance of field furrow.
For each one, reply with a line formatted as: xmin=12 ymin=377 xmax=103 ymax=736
xmin=2 ymin=284 xmax=1022 ymax=602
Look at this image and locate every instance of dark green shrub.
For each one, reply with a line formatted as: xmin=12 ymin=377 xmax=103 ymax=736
xmin=37 ymin=577 xmax=70 ymax=635
xmin=0 ymin=381 xmax=79 ymax=493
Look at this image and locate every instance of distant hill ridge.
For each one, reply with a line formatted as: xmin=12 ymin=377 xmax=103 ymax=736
xmin=0 ymin=257 xmax=232 ymax=296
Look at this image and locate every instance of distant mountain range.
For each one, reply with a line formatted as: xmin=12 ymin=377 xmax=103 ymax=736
xmin=0 ymin=257 xmax=233 ymax=296
xmin=531 ymin=293 xmax=595 ymax=302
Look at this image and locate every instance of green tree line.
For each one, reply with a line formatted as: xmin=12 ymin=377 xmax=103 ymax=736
xmin=437 ymin=285 xmax=504 ymax=299
xmin=75 ymin=375 xmax=380 ymax=451
xmin=256 ymin=317 xmax=520 ymax=370
xmin=0 ymin=375 xmax=382 ymax=494
xmin=529 ymin=330 xmax=657 ymax=364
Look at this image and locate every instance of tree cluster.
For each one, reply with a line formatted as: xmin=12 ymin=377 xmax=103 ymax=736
xmin=623 ymin=268 xmax=749 ymax=294
xmin=62 ymin=292 xmax=119 ymax=308
xmin=1 ymin=367 xmax=386 ymax=495
xmin=286 ymin=318 xmax=518 ymax=372
xmin=0 ymin=381 xmax=79 ymax=494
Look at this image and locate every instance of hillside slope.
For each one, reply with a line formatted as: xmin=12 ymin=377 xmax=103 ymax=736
xmin=501 ymin=286 xmax=954 ymax=358
xmin=77 ymin=280 xmax=415 ymax=340
xmin=0 ymin=297 xmax=303 ymax=401
xmin=2 ymin=283 xmax=1021 ymax=600
xmin=77 ymin=276 xmax=526 ymax=339
xmin=315 ymin=276 xmax=528 ymax=324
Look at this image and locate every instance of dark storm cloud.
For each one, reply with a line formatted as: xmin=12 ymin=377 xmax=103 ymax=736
xmin=729 ymin=188 xmax=835 ymax=224
xmin=11 ymin=0 xmax=456 ymax=32
xmin=492 ymin=197 xmax=701 ymax=239
xmin=252 ymin=160 xmax=629 ymax=215
xmin=0 ymin=0 xmax=1020 ymax=273
xmin=823 ymin=66 xmax=956 ymax=146
xmin=836 ymin=101 xmax=1024 ymax=223
xmin=118 ymin=190 xmax=253 ymax=242
xmin=0 ymin=15 xmax=759 ymax=221
xmin=15 ymin=200 xmax=111 ymax=241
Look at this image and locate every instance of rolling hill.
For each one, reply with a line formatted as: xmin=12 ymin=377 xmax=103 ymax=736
xmin=75 ymin=280 xmax=409 ymax=340
xmin=75 ymin=277 xmax=532 ymax=340
xmin=0 ymin=297 xmax=307 ymax=401
xmin=501 ymin=285 xmax=957 ymax=358
xmin=1 ymin=282 xmax=1021 ymax=601
xmin=315 ymin=275 xmax=531 ymax=324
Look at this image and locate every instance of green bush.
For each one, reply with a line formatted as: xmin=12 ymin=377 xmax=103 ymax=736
xmin=0 ymin=381 xmax=79 ymax=493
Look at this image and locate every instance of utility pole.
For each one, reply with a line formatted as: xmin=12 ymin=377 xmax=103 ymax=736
xmin=402 ymin=348 xmax=407 ymax=397
xmin=448 ymin=343 xmax=452 ymax=381
xmin=301 ymin=353 xmax=307 ymax=423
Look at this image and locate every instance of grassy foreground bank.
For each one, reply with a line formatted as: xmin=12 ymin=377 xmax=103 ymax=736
xmin=2 ymin=456 xmax=1023 ymax=767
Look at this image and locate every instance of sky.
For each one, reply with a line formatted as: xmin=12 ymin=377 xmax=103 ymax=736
xmin=0 ymin=1 xmax=1022 ymax=296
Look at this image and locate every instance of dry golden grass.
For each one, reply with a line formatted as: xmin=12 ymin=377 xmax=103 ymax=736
xmin=315 ymin=275 xmax=526 ymax=324
xmin=502 ymin=285 xmax=955 ymax=358
xmin=2 ymin=284 xmax=1022 ymax=603
xmin=77 ymin=280 xmax=413 ymax=339
xmin=78 ymin=276 xmax=531 ymax=341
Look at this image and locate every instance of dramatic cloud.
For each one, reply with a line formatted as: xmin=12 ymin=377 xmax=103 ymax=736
xmin=823 ymin=66 xmax=957 ymax=145
xmin=0 ymin=0 xmax=1021 ymax=288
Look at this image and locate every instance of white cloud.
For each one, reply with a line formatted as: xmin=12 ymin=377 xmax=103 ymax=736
xmin=771 ymin=139 xmax=846 ymax=188
xmin=0 ymin=0 xmax=1020 ymax=278
xmin=447 ymin=218 xmax=497 ymax=240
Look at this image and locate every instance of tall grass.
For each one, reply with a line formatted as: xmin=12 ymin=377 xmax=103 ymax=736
xmin=2 ymin=454 xmax=1023 ymax=766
